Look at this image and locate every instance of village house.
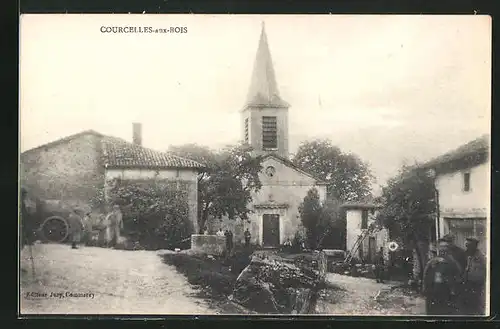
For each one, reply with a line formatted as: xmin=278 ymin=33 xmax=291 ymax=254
xmin=20 ymin=123 xmax=204 ymax=233
xmin=206 ymin=23 xmax=328 ymax=248
xmin=420 ymin=134 xmax=490 ymax=255
xmin=341 ymin=202 xmax=389 ymax=263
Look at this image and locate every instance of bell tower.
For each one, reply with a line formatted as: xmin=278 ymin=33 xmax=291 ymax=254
xmin=242 ymin=22 xmax=290 ymax=159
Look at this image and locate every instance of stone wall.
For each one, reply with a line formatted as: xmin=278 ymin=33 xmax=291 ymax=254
xmin=191 ymin=234 xmax=226 ymax=256
xmin=20 ymin=133 xmax=105 ymax=210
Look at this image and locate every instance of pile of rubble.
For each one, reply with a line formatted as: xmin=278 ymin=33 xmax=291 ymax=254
xmin=231 ymin=251 xmax=327 ymax=314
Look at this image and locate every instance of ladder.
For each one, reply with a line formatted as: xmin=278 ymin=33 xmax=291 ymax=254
xmin=344 ymin=223 xmax=381 ymax=264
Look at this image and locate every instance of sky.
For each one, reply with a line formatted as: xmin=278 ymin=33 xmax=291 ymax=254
xmin=19 ymin=14 xmax=491 ymax=194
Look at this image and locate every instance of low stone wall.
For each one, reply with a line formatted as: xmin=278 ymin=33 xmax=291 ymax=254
xmin=190 ymin=234 xmax=225 ymax=256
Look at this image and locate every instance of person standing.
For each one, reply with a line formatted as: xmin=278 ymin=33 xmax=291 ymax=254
xmin=97 ymin=214 xmax=109 ymax=247
xmin=441 ymin=234 xmax=467 ymax=274
xmin=461 ymin=237 xmax=486 ymax=315
xmin=224 ymin=229 xmax=231 ymax=256
xmin=106 ymin=205 xmax=123 ymax=247
xmin=67 ymin=208 xmax=85 ymax=249
xmin=375 ymin=247 xmax=385 ymax=283
xmin=228 ymin=230 xmax=234 ymax=254
xmin=244 ymin=228 xmax=251 ymax=247
xmin=422 ymin=237 xmax=463 ymax=315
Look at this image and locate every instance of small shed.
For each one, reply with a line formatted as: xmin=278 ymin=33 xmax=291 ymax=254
xmin=341 ymin=202 xmax=388 ymax=263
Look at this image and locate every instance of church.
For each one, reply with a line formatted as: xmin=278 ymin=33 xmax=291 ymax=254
xmin=209 ymin=24 xmax=328 ymax=248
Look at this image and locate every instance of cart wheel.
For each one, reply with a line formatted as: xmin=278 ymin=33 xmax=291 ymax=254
xmin=40 ymin=216 xmax=69 ymax=243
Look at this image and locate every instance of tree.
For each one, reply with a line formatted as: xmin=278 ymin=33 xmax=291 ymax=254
xmin=317 ymin=197 xmax=346 ymax=250
xmin=298 ymin=188 xmax=345 ymax=250
xmin=292 ymin=139 xmax=374 ymax=202
xmin=299 ymin=188 xmax=323 ymax=249
xmin=376 ymin=163 xmax=436 ymax=280
xmin=169 ymin=143 xmax=263 ymax=233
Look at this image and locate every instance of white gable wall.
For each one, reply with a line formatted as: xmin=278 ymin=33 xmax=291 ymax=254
xmin=435 ymin=161 xmax=489 ymax=255
xmin=249 ymin=156 xmax=327 ymax=245
xmin=207 ymin=156 xmax=327 ymax=246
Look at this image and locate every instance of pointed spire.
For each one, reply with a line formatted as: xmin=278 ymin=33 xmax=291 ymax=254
xmin=244 ymin=22 xmax=289 ymax=109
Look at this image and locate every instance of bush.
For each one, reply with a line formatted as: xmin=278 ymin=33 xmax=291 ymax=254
xmin=107 ymin=179 xmax=193 ymax=250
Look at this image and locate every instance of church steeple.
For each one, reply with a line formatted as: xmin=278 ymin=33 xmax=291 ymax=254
xmin=242 ymin=23 xmax=290 ymax=159
xmin=244 ymin=22 xmax=289 ymax=110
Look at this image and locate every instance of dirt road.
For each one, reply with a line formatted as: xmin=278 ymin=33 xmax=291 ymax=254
xmin=315 ymin=273 xmax=426 ymax=315
xmin=20 ymin=243 xmax=218 ymax=315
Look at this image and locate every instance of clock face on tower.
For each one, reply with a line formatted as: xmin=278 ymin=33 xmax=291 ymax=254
xmin=265 ymin=166 xmax=276 ymax=177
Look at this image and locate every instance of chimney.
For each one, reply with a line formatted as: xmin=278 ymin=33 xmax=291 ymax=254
xmin=132 ymin=123 xmax=142 ymax=146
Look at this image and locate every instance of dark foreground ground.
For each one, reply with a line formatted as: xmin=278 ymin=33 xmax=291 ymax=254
xmin=162 ymin=251 xmax=426 ymax=315
xmin=20 ymin=243 xmax=425 ymax=315
xmin=315 ymin=273 xmax=426 ymax=315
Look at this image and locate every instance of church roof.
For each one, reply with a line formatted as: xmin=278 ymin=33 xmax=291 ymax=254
xmin=244 ymin=23 xmax=290 ymax=110
xmin=262 ymin=153 xmax=328 ymax=185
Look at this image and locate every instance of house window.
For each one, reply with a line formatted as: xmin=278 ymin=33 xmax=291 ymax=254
xmin=361 ymin=210 xmax=368 ymax=229
xmin=262 ymin=116 xmax=277 ymax=149
xmin=463 ymin=172 xmax=471 ymax=192
xmin=244 ymin=118 xmax=249 ymax=144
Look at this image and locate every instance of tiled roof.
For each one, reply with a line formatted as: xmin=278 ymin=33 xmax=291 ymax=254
xmin=21 ymin=130 xmax=204 ymax=170
xmin=101 ymin=136 xmax=204 ymax=169
xmin=420 ymin=134 xmax=489 ymax=169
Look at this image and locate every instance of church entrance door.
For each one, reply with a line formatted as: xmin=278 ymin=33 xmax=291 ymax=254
xmin=262 ymin=214 xmax=280 ymax=248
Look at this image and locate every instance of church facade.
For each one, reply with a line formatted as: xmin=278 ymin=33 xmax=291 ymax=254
xmin=209 ymin=24 xmax=327 ymax=247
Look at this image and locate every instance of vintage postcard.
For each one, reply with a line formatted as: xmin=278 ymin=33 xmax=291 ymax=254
xmin=19 ymin=14 xmax=491 ymax=316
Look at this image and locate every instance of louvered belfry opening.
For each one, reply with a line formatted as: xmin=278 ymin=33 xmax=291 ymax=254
xmin=244 ymin=118 xmax=249 ymax=144
xmin=262 ymin=116 xmax=277 ymax=149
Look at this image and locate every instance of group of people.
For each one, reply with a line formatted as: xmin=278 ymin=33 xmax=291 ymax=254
xmin=204 ymin=227 xmax=253 ymax=255
xmin=19 ymin=187 xmax=125 ymax=250
xmin=371 ymin=234 xmax=486 ymax=316
xmin=55 ymin=204 xmax=124 ymax=250
xmin=422 ymin=234 xmax=486 ymax=316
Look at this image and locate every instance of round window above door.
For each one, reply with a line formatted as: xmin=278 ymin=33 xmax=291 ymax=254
xmin=265 ymin=166 xmax=276 ymax=177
